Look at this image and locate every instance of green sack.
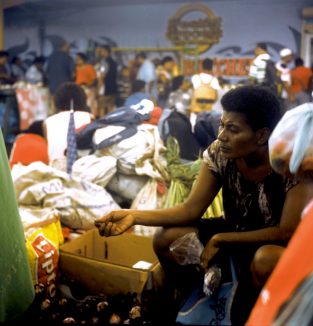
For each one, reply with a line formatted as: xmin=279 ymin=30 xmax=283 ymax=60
xmin=0 ymin=130 xmax=34 ymax=322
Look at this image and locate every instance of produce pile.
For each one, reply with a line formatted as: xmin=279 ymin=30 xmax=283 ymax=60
xmin=20 ymin=280 xmax=166 ymax=325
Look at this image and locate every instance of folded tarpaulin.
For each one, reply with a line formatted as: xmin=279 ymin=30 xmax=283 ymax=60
xmin=0 ymin=129 xmax=34 ymax=323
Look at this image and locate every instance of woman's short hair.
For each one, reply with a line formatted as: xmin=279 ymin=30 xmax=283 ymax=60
xmin=221 ymin=85 xmax=281 ymax=132
xmin=54 ymin=82 xmax=89 ymax=112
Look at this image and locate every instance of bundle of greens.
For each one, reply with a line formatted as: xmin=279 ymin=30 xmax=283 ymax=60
xmin=163 ymin=136 xmax=223 ymax=218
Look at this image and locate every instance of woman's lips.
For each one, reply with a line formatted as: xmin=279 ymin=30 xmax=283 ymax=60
xmin=220 ymin=145 xmax=231 ymax=153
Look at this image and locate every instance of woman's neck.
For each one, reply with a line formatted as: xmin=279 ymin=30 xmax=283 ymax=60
xmin=236 ymin=146 xmax=272 ymax=182
xmin=241 ymin=146 xmax=269 ymax=168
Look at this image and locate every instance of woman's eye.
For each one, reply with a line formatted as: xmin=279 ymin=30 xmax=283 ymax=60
xmin=224 ymin=124 xmax=239 ymax=133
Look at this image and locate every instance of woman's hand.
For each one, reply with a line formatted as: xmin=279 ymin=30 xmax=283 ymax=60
xmin=94 ymin=210 xmax=135 ymax=236
xmin=200 ymin=234 xmax=221 ymax=271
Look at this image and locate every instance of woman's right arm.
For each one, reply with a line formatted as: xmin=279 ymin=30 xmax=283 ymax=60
xmin=95 ymin=161 xmax=221 ymax=236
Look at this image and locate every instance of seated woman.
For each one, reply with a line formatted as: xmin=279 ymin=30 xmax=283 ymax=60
xmin=43 ymin=82 xmax=93 ymax=170
xmin=95 ymin=85 xmax=313 ymax=324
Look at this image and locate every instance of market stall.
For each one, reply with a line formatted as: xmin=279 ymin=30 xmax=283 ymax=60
xmin=15 ymin=84 xmax=50 ymax=131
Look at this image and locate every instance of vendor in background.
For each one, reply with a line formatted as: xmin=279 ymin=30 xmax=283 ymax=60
xmin=95 ymin=45 xmax=118 ymax=117
xmin=43 ymin=82 xmax=93 ymax=171
xmin=10 ymin=56 xmax=26 ymax=82
xmin=45 ymin=41 xmax=75 ymax=95
xmin=275 ymin=48 xmax=294 ymax=112
xmin=0 ymin=51 xmax=15 ymax=85
xmin=95 ymin=85 xmax=313 ymax=324
xmin=156 ymin=56 xmax=178 ymax=108
xmin=290 ymin=57 xmax=313 ymax=106
xmin=166 ymin=75 xmax=192 ymax=117
xmin=135 ymin=52 xmax=157 ymax=102
xmin=75 ymin=52 xmax=97 ymax=87
xmin=124 ymin=79 xmax=150 ymax=107
xmin=248 ymin=42 xmax=283 ymax=104
xmin=75 ymin=52 xmax=98 ymax=117
xmin=190 ymin=58 xmax=220 ymax=129
xmin=248 ymin=42 xmax=271 ymax=85
xmin=116 ymin=65 xmax=132 ymax=107
xmin=25 ymin=56 xmax=47 ymax=86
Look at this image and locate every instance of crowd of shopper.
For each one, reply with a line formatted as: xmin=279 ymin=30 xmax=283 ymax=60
xmin=0 ymin=41 xmax=312 ymax=124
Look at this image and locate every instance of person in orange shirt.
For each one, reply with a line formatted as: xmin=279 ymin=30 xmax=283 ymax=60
xmin=75 ymin=52 xmax=97 ymax=87
xmin=290 ymin=57 xmax=313 ymax=106
xmin=75 ymin=52 xmax=98 ymax=117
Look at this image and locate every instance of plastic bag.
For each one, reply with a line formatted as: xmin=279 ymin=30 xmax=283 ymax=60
xmin=106 ymin=173 xmax=149 ymax=201
xmin=72 ymin=154 xmax=117 ymax=187
xmin=170 ymin=232 xmax=223 ymax=297
xmin=269 ymin=103 xmax=313 ymax=175
xmin=203 ymin=265 xmax=222 ymax=297
xmin=169 ymin=232 xmax=204 ymax=265
xmin=12 ymin=162 xmax=120 ymax=230
xmin=21 ymin=207 xmax=64 ymax=298
xmin=98 ymin=124 xmax=168 ymax=179
xmin=131 ymin=178 xmax=164 ymax=237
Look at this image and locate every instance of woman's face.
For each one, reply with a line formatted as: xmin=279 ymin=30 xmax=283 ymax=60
xmin=217 ymin=111 xmax=260 ymax=159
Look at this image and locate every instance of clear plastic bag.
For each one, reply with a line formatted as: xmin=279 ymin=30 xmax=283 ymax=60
xmin=169 ymin=232 xmax=204 ymax=265
xmin=203 ymin=265 xmax=222 ymax=297
xmin=269 ymin=103 xmax=313 ymax=175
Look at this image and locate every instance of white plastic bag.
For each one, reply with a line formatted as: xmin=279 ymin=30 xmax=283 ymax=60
xmin=12 ymin=162 xmax=120 ymax=230
xmin=72 ymin=154 xmax=117 ymax=187
xmin=97 ymin=124 xmax=168 ymax=179
xmin=131 ymin=179 xmax=164 ymax=237
xmin=269 ymin=103 xmax=313 ymax=175
xmin=106 ymin=173 xmax=149 ymax=201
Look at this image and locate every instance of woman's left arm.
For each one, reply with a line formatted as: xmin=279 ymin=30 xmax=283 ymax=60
xmin=201 ymin=180 xmax=313 ymax=269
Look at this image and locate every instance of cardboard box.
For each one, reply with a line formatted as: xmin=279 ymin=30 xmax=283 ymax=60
xmin=59 ymin=229 xmax=164 ymax=296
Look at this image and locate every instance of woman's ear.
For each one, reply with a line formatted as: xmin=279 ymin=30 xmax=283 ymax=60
xmin=256 ymin=127 xmax=271 ymax=145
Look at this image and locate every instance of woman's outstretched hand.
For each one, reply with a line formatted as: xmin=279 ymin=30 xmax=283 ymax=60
xmin=94 ymin=210 xmax=135 ymax=236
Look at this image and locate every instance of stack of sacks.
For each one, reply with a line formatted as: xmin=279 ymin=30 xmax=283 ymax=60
xmin=11 ymin=162 xmax=120 ymax=230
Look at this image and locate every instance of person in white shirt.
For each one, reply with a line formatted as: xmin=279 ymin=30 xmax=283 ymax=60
xmin=135 ymin=52 xmax=157 ymax=100
xmin=25 ymin=56 xmax=46 ymax=85
xmin=275 ymin=48 xmax=294 ymax=112
xmin=43 ymin=82 xmax=93 ymax=170
xmin=248 ymin=43 xmax=272 ymax=84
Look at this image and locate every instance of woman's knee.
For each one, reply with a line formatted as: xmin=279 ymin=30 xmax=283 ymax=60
xmin=152 ymin=227 xmax=197 ymax=256
xmin=251 ymin=245 xmax=285 ymax=289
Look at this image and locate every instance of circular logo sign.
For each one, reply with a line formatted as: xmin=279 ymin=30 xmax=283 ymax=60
xmin=166 ymin=3 xmax=223 ymax=55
